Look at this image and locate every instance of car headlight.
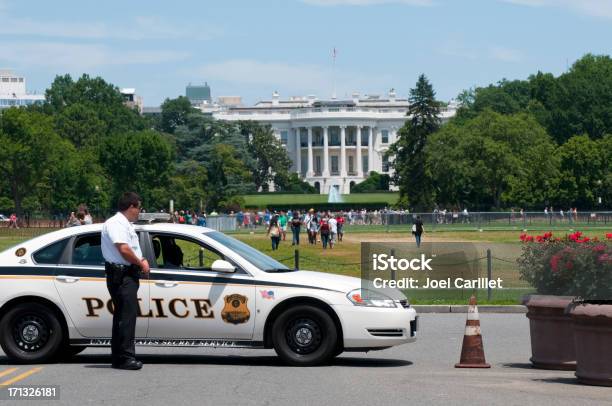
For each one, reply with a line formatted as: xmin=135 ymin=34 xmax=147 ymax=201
xmin=347 ymin=289 xmax=397 ymax=308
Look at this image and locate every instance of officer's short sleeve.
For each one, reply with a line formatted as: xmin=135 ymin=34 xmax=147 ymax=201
xmin=107 ymin=222 xmax=129 ymax=245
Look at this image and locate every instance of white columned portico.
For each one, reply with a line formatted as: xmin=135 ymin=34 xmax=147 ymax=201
xmin=322 ymin=126 xmax=329 ymax=177
xmin=295 ymin=127 xmax=301 ymax=176
xmin=340 ymin=125 xmax=347 ymax=177
xmin=356 ymin=125 xmax=363 ymax=177
xmin=368 ymin=126 xmax=374 ymax=174
xmin=307 ymin=127 xmax=314 ymax=177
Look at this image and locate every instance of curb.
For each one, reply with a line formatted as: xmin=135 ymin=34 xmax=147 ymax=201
xmin=412 ymin=305 xmax=526 ymax=314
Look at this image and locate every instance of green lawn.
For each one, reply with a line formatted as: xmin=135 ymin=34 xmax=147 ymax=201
xmin=242 ymin=192 xmax=399 ymax=207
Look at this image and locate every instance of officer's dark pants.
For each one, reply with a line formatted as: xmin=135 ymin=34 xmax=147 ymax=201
xmin=105 ymin=265 xmax=139 ymax=365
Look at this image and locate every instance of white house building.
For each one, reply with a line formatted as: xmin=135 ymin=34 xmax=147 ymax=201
xmin=214 ymin=90 xmax=457 ymax=194
xmin=0 ymin=70 xmax=45 ymax=109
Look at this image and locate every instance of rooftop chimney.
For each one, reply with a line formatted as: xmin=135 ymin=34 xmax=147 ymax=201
xmin=389 ymin=88 xmax=396 ymax=102
xmin=272 ymin=91 xmax=280 ymax=106
xmin=352 ymin=92 xmax=360 ymax=104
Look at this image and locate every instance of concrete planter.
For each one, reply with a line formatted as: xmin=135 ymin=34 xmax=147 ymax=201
xmin=523 ymin=295 xmax=576 ymax=370
xmin=568 ymin=300 xmax=612 ymax=386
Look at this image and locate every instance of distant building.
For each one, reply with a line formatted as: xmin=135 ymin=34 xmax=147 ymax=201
xmin=217 ymin=96 xmax=242 ymax=107
xmin=0 ymin=69 xmax=45 ymax=109
xmin=120 ymin=88 xmax=143 ymax=114
xmin=186 ymin=82 xmax=211 ymax=104
xmin=214 ymin=90 xmax=458 ymax=194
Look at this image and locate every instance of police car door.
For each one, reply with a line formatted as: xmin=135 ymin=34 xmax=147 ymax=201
xmin=53 ymin=232 xmax=150 ymax=338
xmin=146 ymin=233 xmax=255 ymax=340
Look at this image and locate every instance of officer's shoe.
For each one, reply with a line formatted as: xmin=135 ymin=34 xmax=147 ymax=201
xmin=113 ymin=359 xmax=143 ymax=370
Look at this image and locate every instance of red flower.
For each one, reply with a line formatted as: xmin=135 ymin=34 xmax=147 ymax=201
xmin=606 ymin=233 xmax=612 ymax=240
xmin=550 ymin=255 xmax=560 ymax=273
xmin=565 ymin=261 xmax=574 ymax=270
xmin=593 ymin=245 xmax=606 ymax=252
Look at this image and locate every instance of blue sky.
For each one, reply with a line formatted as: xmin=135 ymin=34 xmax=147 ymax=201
xmin=1 ymin=0 xmax=611 ymax=106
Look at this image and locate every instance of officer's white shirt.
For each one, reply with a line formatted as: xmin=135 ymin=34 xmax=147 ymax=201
xmin=101 ymin=212 xmax=142 ymax=265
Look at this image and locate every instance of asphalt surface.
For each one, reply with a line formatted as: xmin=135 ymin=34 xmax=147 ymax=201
xmin=1 ymin=314 xmax=610 ymax=406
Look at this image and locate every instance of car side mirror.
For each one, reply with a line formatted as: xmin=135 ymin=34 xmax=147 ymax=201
xmin=211 ymin=259 xmax=236 ymax=273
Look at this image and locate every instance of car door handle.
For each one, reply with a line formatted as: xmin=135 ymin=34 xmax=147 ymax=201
xmin=56 ymin=275 xmax=80 ymax=283
xmin=155 ymin=281 xmax=178 ymax=288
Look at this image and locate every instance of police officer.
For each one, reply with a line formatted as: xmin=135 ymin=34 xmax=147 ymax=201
xmin=101 ymin=192 xmax=150 ymax=370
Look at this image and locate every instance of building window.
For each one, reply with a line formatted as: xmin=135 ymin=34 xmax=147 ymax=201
xmin=329 ymin=127 xmax=340 ymax=146
xmin=363 ymin=156 xmax=369 ymax=174
xmin=315 ymin=156 xmax=321 ymax=174
xmin=382 ymin=155 xmax=389 ymax=172
xmin=280 ymin=131 xmax=288 ymax=146
xmin=331 ymin=156 xmax=339 ymax=174
xmin=361 ymin=128 xmax=369 ymax=146
xmin=348 ymin=156 xmax=354 ymax=173
xmin=381 ymin=130 xmax=389 ymax=144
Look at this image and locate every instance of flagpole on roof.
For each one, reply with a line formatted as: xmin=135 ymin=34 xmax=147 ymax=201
xmin=332 ymin=47 xmax=337 ymax=100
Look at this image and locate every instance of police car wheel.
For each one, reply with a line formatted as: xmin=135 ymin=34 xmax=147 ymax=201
xmin=272 ymin=305 xmax=337 ymax=366
xmin=0 ymin=303 xmax=64 ymax=363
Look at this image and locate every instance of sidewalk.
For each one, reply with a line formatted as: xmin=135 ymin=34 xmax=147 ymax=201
xmin=412 ymin=304 xmax=526 ymax=313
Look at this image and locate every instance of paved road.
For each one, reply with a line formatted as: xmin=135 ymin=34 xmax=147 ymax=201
xmin=1 ymin=314 xmax=609 ymax=405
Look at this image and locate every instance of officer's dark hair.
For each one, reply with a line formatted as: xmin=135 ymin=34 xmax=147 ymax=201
xmin=118 ymin=192 xmax=141 ymax=212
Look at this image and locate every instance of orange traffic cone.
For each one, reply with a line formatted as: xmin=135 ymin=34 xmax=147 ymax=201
xmin=455 ymin=295 xmax=491 ymax=368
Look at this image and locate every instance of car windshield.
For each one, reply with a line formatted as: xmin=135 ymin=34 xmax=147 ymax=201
xmin=205 ymin=231 xmax=292 ymax=272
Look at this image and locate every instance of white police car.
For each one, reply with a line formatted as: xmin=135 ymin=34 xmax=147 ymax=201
xmin=0 ymin=222 xmax=417 ymax=366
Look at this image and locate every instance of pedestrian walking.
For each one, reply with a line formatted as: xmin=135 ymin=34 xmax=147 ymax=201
xmin=412 ymin=215 xmax=424 ymax=248
xmin=320 ymin=217 xmax=331 ymax=249
xmin=279 ymin=210 xmax=288 ymax=241
xmin=267 ymin=216 xmax=281 ymax=250
xmin=290 ymin=211 xmax=302 ymax=246
xmin=328 ymin=215 xmax=337 ymax=249
xmin=336 ymin=212 xmax=345 ymax=242
xmin=101 ymin=192 xmax=149 ymax=370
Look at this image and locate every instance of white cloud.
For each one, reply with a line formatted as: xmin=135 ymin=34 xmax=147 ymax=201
xmin=0 ymin=14 xmax=218 ymax=41
xmin=501 ymin=0 xmax=612 ymax=19
xmin=301 ymin=0 xmax=433 ymax=6
xmin=0 ymin=41 xmax=190 ymax=71
xmin=439 ymin=40 xmax=524 ymax=63
xmin=490 ymin=47 xmax=524 ymax=63
xmin=190 ymin=59 xmax=394 ymax=97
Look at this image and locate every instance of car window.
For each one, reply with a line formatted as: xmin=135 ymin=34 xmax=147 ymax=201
xmin=151 ymin=234 xmax=224 ymax=271
xmin=72 ymin=234 xmax=105 ymax=266
xmin=33 ymin=238 xmax=69 ymax=264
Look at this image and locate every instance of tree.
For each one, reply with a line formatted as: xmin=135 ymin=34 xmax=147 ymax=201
xmin=55 ymin=104 xmax=105 ymax=149
xmin=387 ymin=74 xmax=441 ymax=210
xmin=45 ymin=74 xmax=145 ymax=136
xmin=426 ymin=110 xmax=559 ymax=209
xmin=159 ymin=96 xmax=197 ymax=134
xmin=0 ymin=108 xmax=66 ymax=215
xmin=204 ymin=144 xmax=253 ymax=210
xmin=555 ymin=135 xmax=606 ymax=208
xmin=99 ymin=130 xmax=175 ymax=210
xmin=274 ymin=172 xmax=317 ymax=193
xmin=351 ymin=171 xmax=390 ymax=193
xmin=239 ymin=121 xmax=292 ymax=191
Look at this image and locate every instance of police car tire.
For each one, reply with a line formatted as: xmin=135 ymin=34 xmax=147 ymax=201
xmin=0 ymin=303 xmax=64 ymax=364
xmin=272 ymin=305 xmax=337 ymax=366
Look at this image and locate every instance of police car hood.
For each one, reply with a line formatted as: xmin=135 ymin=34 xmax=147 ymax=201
xmin=264 ymin=270 xmax=406 ymax=299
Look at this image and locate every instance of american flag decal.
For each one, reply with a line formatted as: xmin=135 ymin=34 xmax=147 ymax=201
xmin=260 ymin=290 xmax=275 ymax=299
